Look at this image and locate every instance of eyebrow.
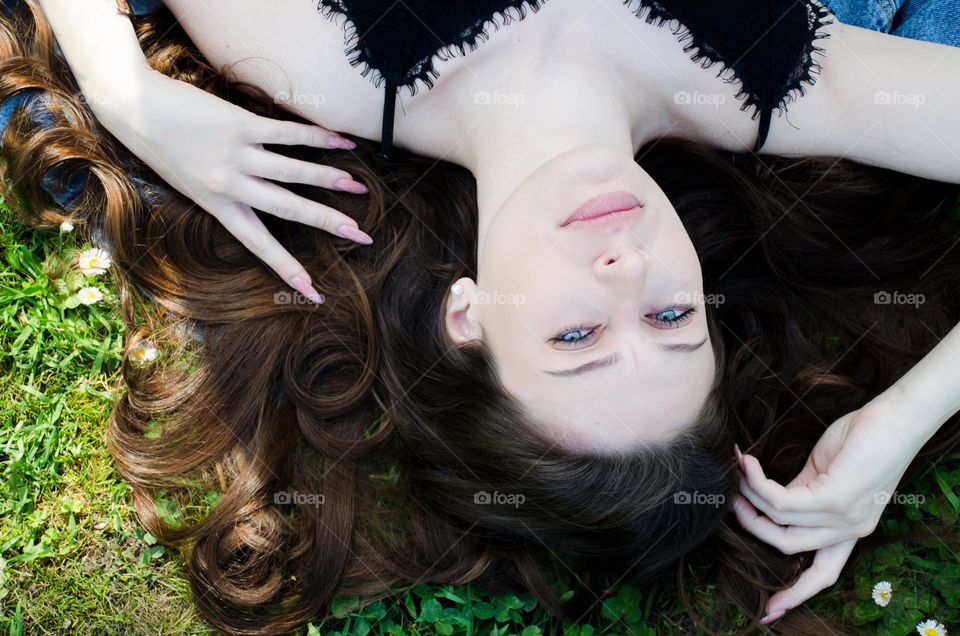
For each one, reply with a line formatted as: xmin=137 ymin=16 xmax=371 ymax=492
xmin=542 ymin=337 xmax=708 ymax=377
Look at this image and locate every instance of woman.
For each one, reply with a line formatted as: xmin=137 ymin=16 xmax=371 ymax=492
xmin=2 ymin=0 xmax=960 ymax=633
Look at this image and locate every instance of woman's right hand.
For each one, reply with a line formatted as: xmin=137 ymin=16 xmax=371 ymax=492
xmin=88 ymin=67 xmax=372 ymax=303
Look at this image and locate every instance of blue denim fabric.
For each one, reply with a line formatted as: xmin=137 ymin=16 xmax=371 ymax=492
xmin=126 ymin=0 xmax=164 ymax=17
xmin=820 ymin=0 xmax=960 ymax=46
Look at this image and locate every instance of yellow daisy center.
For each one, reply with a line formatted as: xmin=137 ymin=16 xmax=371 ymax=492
xmin=925 ymin=629 xmax=938 ymax=636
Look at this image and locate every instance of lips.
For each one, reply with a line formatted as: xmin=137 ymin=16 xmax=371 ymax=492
xmin=562 ymin=191 xmax=643 ymax=227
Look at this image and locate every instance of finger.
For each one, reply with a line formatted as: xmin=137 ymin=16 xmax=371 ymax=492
xmin=241 ymin=148 xmax=368 ymax=193
xmin=245 ymin=116 xmax=356 ymax=150
xmin=741 ymin=453 xmax=820 ymax=513
xmin=764 ymin=538 xmax=857 ymax=618
xmin=731 ymin=494 xmax=846 ymax=555
xmin=738 ymin=480 xmax=835 ymax=527
xmin=233 ymin=177 xmax=372 ymax=243
xmin=212 ymin=201 xmax=324 ymax=304
xmin=785 ymin=453 xmax=820 ymax=489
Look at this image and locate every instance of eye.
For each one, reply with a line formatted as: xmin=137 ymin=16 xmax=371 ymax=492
xmin=647 ymin=306 xmax=697 ymax=329
xmin=548 ymin=325 xmax=600 ymax=349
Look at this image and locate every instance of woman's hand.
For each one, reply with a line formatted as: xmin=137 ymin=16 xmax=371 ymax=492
xmin=731 ymin=390 xmax=930 ymax=623
xmin=90 ymin=68 xmax=372 ymax=303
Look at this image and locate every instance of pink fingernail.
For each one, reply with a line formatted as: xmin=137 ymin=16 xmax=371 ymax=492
xmin=336 ymin=224 xmax=373 ymax=245
xmin=760 ymin=609 xmax=785 ymax=625
xmin=288 ymin=275 xmax=324 ymax=305
xmin=734 ymin=444 xmax=745 ymax=471
xmin=333 ymin=177 xmax=368 ymax=194
xmin=327 ymin=135 xmax=356 ymax=150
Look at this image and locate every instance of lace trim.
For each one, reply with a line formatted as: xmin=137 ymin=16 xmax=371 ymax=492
xmin=314 ymin=0 xmax=835 ymax=116
xmin=315 ymin=0 xmax=548 ymax=97
xmin=621 ymin=0 xmax=835 ymax=120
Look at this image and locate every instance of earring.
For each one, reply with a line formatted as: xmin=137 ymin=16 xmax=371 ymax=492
xmin=451 ymin=283 xmax=463 ymax=296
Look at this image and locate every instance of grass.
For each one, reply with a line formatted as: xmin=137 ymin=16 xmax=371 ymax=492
xmin=0 ymin=190 xmax=958 ymax=635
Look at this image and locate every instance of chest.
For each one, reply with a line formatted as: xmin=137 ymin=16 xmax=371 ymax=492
xmin=159 ymin=0 xmax=763 ymax=158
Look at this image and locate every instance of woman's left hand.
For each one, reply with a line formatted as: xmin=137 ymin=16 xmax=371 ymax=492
xmin=730 ymin=390 xmax=930 ymax=622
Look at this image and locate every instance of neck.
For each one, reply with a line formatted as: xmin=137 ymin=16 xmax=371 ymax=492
xmin=451 ymin=61 xmax=663 ymax=247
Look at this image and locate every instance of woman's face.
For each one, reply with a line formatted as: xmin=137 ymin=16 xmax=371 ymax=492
xmin=445 ymin=144 xmax=716 ymax=453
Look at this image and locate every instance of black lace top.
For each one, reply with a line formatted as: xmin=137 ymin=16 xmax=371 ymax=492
xmin=314 ymin=0 xmax=836 ymax=162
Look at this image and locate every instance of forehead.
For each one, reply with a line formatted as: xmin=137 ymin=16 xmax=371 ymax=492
xmin=495 ymin=340 xmax=717 ymax=452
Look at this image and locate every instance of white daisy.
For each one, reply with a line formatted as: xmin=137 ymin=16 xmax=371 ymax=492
xmin=59 ymin=219 xmax=75 ymax=233
xmin=872 ymin=581 xmax=892 ymax=607
xmin=76 ymin=286 xmax=103 ymax=305
xmin=917 ymin=619 xmax=948 ymax=636
xmin=129 ymin=341 xmax=158 ymax=366
xmin=76 ymin=247 xmax=112 ymax=276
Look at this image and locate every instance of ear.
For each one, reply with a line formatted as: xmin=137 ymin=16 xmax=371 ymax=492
xmin=444 ymin=277 xmax=482 ymax=347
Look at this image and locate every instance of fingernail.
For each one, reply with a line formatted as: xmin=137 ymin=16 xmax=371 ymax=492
xmin=333 ymin=177 xmax=368 ymax=194
xmin=734 ymin=443 xmax=745 ymax=470
xmin=327 ymin=135 xmax=356 ymax=150
xmin=336 ymin=224 xmax=373 ymax=245
xmin=288 ymin=275 xmax=324 ymax=305
xmin=760 ymin=609 xmax=785 ymax=625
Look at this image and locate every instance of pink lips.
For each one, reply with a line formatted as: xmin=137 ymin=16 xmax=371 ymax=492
xmin=561 ymin=191 xmax=643 ymax=227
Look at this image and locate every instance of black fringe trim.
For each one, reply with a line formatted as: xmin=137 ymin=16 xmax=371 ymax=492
xmin=313 ymin=0 xmax=836 ymax=117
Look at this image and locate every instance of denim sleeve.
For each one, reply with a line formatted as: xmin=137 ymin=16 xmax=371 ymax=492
xmin=817 ymin=0 xmax=960 ymax=46
xmin=818 ymin=0 xmax=903 ymax=31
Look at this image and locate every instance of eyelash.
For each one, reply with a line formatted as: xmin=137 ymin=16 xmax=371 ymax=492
xmin=548 ymin=307 xmax=698 ymax=348
xmin=651 ymin=306 xmax=698 ymax=329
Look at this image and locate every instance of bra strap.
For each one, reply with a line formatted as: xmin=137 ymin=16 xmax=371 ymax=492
xmin=378 ymin=79 xmax=397 ymax=162
xmin=752 ymin=108 xmax=772 ymax=154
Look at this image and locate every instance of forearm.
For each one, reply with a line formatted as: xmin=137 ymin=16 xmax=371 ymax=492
xmin=883 ymin=321 xmax=960 ymax=450
xmin=37 ymin=0 xmax=152 ymax=98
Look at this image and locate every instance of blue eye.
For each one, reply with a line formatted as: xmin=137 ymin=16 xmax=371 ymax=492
xmin=549 ymin=325 xmax=599 ymax=348
xmin=650 ymin=307 xmax=697 ymax=328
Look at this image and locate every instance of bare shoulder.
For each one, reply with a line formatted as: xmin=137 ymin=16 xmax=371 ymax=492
xmin=661 ymin=17 xmax=852 ymax=154
xmin=757 ymin=20 xmax=960 ymax=183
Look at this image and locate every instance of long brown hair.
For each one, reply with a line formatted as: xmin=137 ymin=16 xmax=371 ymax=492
xmin=3 ymin=2 xmax=959 ymax=634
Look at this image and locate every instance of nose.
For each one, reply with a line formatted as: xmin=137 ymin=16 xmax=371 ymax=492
xmin=593 ymin=244 xmax=647 ymax=283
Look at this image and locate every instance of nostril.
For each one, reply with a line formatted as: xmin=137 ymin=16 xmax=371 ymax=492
xmin=605 ymin=257 xmax=617 ymax=266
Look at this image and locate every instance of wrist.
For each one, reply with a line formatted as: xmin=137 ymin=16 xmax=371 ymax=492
xmin=76 ymin=63 xmax=157 ymax=118
xmin=878 ymin=381 xmax=951 ymax=453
